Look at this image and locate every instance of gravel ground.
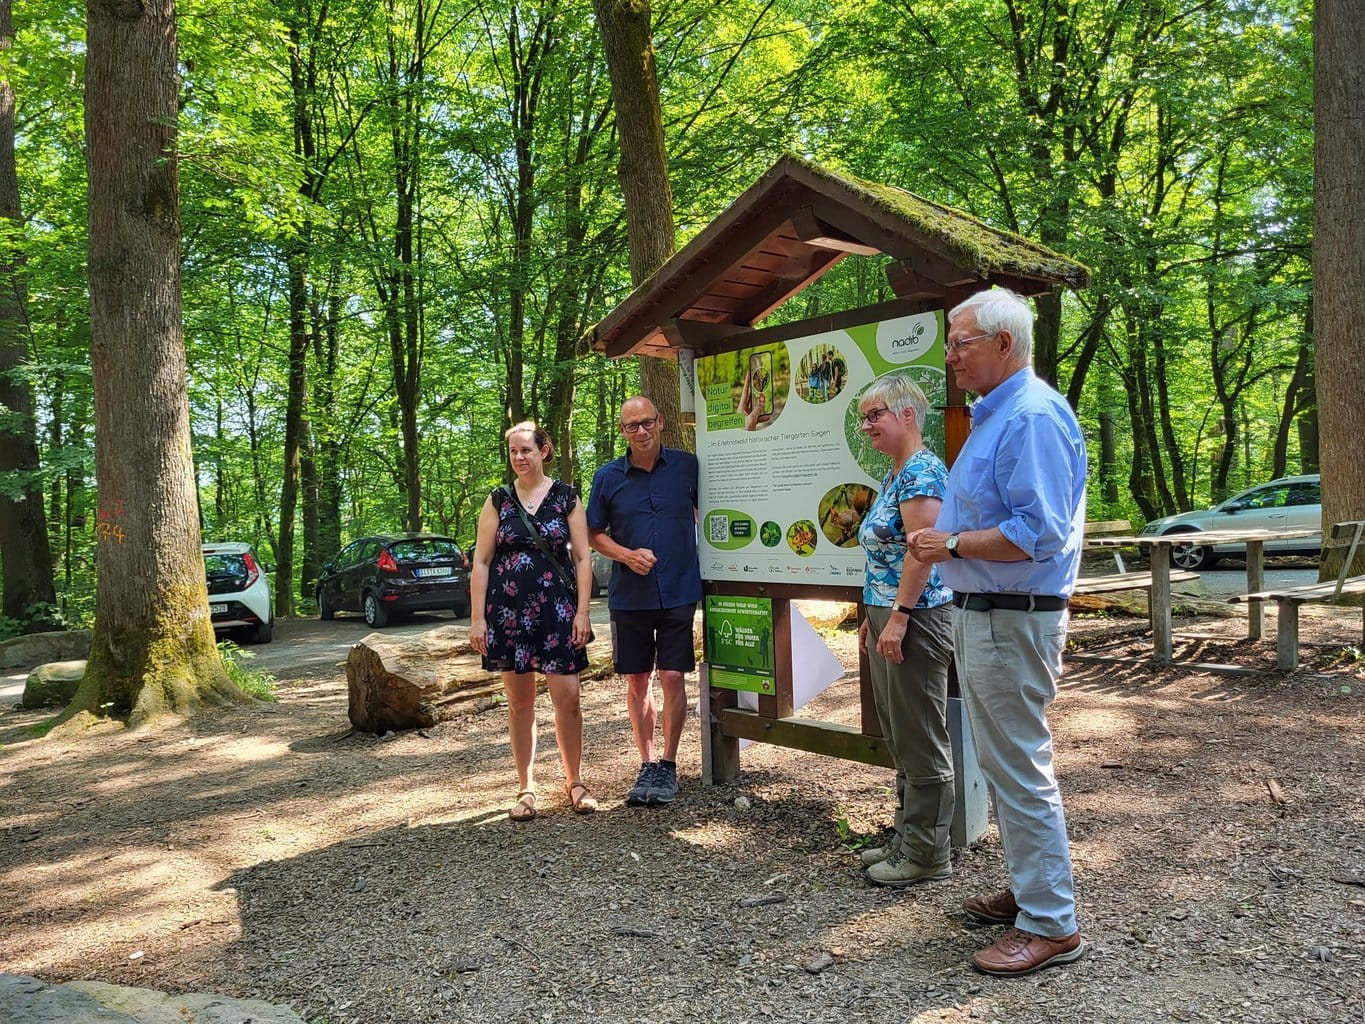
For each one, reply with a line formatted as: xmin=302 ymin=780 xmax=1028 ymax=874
xmin=2 ymin=609 xmax=1364 ymax=1024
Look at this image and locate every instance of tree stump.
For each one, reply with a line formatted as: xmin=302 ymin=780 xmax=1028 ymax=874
xmin=346 ymin=627 xmax=500 ymax=733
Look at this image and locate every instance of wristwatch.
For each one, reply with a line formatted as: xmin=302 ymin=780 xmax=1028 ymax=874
xmin=894 ymin=603 xmax=915 ymax=615
xmin=946 ymin=533 xmax=963 ymax=558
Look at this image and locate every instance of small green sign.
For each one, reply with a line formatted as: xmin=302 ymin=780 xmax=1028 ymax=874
xmin=705 ymin=595 xmax=775 ymax=694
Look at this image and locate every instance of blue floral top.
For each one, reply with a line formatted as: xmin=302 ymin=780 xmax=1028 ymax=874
xmin=859 ymin=449 xmax=953 ymax=609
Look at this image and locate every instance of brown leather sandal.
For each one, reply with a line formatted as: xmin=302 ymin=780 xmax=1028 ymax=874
xmin=566 ymin=781 xmax=597 ymax=815
xmin=509 ymin=790 xmax=536 ymax=822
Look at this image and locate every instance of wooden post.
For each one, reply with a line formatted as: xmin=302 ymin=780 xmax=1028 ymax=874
xmin=857 ymin=603 xmax=881 ymax=737
xmin=1245 ymin=539 xmax=1266 ymax=640
xmin=1276 ymin=599 xmax=1299 ymax=671
xmin=1151 ymin=542 xmax=1173 ymax=662
xmin=705 ymin=670 xmax=740 ymax=784
xmin=757 ymin=598 xmax=794 ymax=719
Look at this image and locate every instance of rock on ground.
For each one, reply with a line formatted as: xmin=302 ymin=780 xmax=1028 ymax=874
xmin=0 ymin=628 xmax=91 ymax=669
xmin=0 ymin=973 xmax=304 ymax=1024
xmin=21 ymin=660 xmax=86 ymax=709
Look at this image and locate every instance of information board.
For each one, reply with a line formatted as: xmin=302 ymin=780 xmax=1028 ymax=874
xmin=703 ymin=594 xmax=775 ymax=694
xmin=696 ymin=311 xmax=946 ymax=586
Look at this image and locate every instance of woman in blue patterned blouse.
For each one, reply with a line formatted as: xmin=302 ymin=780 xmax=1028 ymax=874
xmin=855 ymin=375 xmax=957 ymax=886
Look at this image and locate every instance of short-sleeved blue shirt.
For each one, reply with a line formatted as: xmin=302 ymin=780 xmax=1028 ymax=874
xmin=859 ymin=449 xmax=953 ymax=609
xmin=587 ymin=447 xmax=703 ymax=611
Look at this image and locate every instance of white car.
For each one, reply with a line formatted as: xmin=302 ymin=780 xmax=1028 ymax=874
xmin=203 ymin=541 xmax=274 ymax=643
xmin=1138 ymin=474 xmax=1321 ymax=570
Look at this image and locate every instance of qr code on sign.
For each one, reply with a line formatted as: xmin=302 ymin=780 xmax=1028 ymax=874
xmin=709 ymin=515 xmax=730 ymax=543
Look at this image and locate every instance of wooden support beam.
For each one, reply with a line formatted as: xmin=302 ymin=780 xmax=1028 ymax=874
xmin=790 ymin=206 xmax=882 ymax=255
xmin=742 ymin=247 xmax=846 ymax=325
xmin=658 ymin=318 xmax=752 ymax=349
xmin=884 ymin=261 xmax=947 ymax=300
xmin=718 ymin=709 xmax=893 ymax=767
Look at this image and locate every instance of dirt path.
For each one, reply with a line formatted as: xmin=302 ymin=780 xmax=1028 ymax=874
xmin=1 ymin=613 xmax=1363 ymax=1024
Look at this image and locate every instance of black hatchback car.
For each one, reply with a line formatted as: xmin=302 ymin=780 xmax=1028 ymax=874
xmin=317 ymin=534 xmax=471 ymax=627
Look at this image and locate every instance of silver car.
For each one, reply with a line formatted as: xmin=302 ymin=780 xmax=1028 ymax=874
xmin=1138 ymin=474 xmax=1321 ymax=570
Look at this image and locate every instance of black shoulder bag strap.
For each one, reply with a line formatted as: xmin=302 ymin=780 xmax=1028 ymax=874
xmin=502 ymin=484 xmax=576 ymax=592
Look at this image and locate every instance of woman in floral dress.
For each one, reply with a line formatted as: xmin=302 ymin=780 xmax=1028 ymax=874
xmin=470 ymin=422 xmax=596 ymax=821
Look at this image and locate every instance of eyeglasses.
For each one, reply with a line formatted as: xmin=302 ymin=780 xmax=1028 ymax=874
xmin=945 ymin=331 xmax=996 ymax=354
xmin=620 ymin=417 xmax=659 ymax=434
xmin=858 ymin=407 xmax=892 ymax=426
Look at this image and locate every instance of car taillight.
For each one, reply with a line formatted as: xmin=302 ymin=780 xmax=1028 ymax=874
xmin=378 ymin=549 xmax=398 ymax=573
xmin=241 ymin=552 xmax=261 ymax=588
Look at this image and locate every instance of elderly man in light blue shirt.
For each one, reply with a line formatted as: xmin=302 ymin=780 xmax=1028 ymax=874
xmin=910 ymin=287 xmax=1088 ymax=978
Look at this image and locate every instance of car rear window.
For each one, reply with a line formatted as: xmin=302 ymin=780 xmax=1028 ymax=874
xmin=389 ymin=539 xmax=461 ymax=561
xmin=205 ymin=554 xmax=250 ymax=584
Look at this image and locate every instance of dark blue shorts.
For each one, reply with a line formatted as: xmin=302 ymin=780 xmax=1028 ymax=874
xmin=610 ymin=604 xmax=697 ymax=675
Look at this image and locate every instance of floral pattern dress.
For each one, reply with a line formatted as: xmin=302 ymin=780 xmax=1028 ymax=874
xmin=482 ymin=480 xmax=589 ymax=675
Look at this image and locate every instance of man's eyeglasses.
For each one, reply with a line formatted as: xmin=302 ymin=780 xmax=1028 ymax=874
xmin=621 ymin=417 xmax=659 ymax=434
xmin=945 ymin=331 xmax=996 ymax=354
xmin=858 ymin=407 xmax=892 ymax=426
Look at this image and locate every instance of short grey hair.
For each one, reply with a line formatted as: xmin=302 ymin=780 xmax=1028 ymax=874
xmin=860 ymin=373 xmax=929 ymax=430
xmin=949 ymin=287 xmax=1035 ymax=364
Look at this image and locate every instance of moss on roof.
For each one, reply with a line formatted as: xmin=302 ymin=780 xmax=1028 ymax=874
xmin=786 ymin=153 xmax=1091 ymax=288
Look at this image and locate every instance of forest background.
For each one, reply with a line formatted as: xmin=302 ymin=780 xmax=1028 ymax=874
xmin=0 ymin=0 xmax=1321 ymax=631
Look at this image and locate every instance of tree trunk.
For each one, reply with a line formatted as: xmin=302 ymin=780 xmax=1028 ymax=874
xmin=0 ymin=0 xmax=57 ymax=630
xmin=67 ymin=0 xmax=235 ymax=724
xmin=1314 ymin=0 xmax=1365 ymax=578
xmin=592 ymin=0 xmax=688 ymax=451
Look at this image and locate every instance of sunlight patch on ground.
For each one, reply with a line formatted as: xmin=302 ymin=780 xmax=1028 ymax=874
xmin=669 ymin=821 xmax=749 ymax=850
xmin=0 ymin=846 xmax=240 ymax=974
xmin=1065 ymin=706 xmax=1140 ymax=739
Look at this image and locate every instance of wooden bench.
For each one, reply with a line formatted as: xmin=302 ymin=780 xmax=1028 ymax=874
xmin=1230 ymin=521 xmax=1365 ymax=671
xmin=1073 ymin=569 xmax=1199 ymax=596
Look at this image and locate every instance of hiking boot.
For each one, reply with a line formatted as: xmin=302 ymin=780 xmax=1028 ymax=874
xmin=864 ymin=848 xmax=951 ymax=888
xmin=962 ymin=890 xmax=1020 ymax=925
xmin=970 ymin=927 xmax=1086 ymax=977
xmin=858 ymin=835 xmax=901 ymax=867
xmin=626 ymin=762 xmax=657 ymax=806
xmin=646 ymin=760 xmax=679 ymax=805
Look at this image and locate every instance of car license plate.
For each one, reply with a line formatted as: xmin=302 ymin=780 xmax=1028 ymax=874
xmin=210 ymin=603 xmax=228 ymax=614
xmin=415 ymin=566 xmax=452 ymax=578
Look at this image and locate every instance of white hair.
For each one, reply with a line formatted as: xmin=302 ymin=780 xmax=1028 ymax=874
xmin=948 ymin=287 xmax=1035 ymax=364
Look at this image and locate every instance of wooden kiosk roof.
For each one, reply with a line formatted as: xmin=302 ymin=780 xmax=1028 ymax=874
xmin=589 ymin=154 xmax=1091 ymax=359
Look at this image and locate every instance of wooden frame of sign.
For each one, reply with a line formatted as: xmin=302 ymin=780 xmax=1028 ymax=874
xmin=588 ymin=157 xmax=1086 ymax=840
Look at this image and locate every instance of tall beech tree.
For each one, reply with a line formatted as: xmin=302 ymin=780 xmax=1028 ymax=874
xmin=0 ymin=0 xmax=58 ymax=630
xmin=63 ymin=0 xmax=235 ymax=723
xmin=593 ymin=0 xmax=686 ymax=449
xmin=1314 ymin=0 xmax=1365 ymax=576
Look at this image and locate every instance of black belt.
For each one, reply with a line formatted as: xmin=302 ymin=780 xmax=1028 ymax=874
xmin=953 ymin=592 xmax=1068 ymax=612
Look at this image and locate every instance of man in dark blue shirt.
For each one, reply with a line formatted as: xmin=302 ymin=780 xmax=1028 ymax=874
xmin=588 ymin=396 xmax=702 ymax=807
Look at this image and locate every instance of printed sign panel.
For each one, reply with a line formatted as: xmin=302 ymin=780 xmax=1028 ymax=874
xmin=696 ymin=311 xmax=945 ymax=586
xmin=704 ymin=594 xmax=775 ymax=694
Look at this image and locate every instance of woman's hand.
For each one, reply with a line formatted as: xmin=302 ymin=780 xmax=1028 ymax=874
xmin=875 ymin=614 xmax=907 ymax=665
xmin=571 ymin=610 xmax=592 ymax=647
xmin=470 ymin=618 xmax=489 ymax=656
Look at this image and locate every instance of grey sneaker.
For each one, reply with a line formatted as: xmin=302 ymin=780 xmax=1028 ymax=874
xmin=626 ymin=762 xmax=657 ymax=806
xmin=646 ymin=760 xmax=679 ymax=805
xmin=858 ymin=836 xmax=901 ymax=867
xmin=865 ymin=849 xmax=952 ymax=888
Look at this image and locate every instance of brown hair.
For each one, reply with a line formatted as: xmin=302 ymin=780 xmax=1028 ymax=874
xmin=505 ymin=420 xmax=554 ymax=460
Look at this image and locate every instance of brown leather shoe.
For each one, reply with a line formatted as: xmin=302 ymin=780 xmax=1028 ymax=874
xmin=971 ymin=927 xmax=1086 ymax=976
xmin=962 ymin=889 xmax=1020 ymax=925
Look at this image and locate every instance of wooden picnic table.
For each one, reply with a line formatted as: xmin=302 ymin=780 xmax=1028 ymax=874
xmin=1084 ymin=527 xmax=1319 ymax=664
